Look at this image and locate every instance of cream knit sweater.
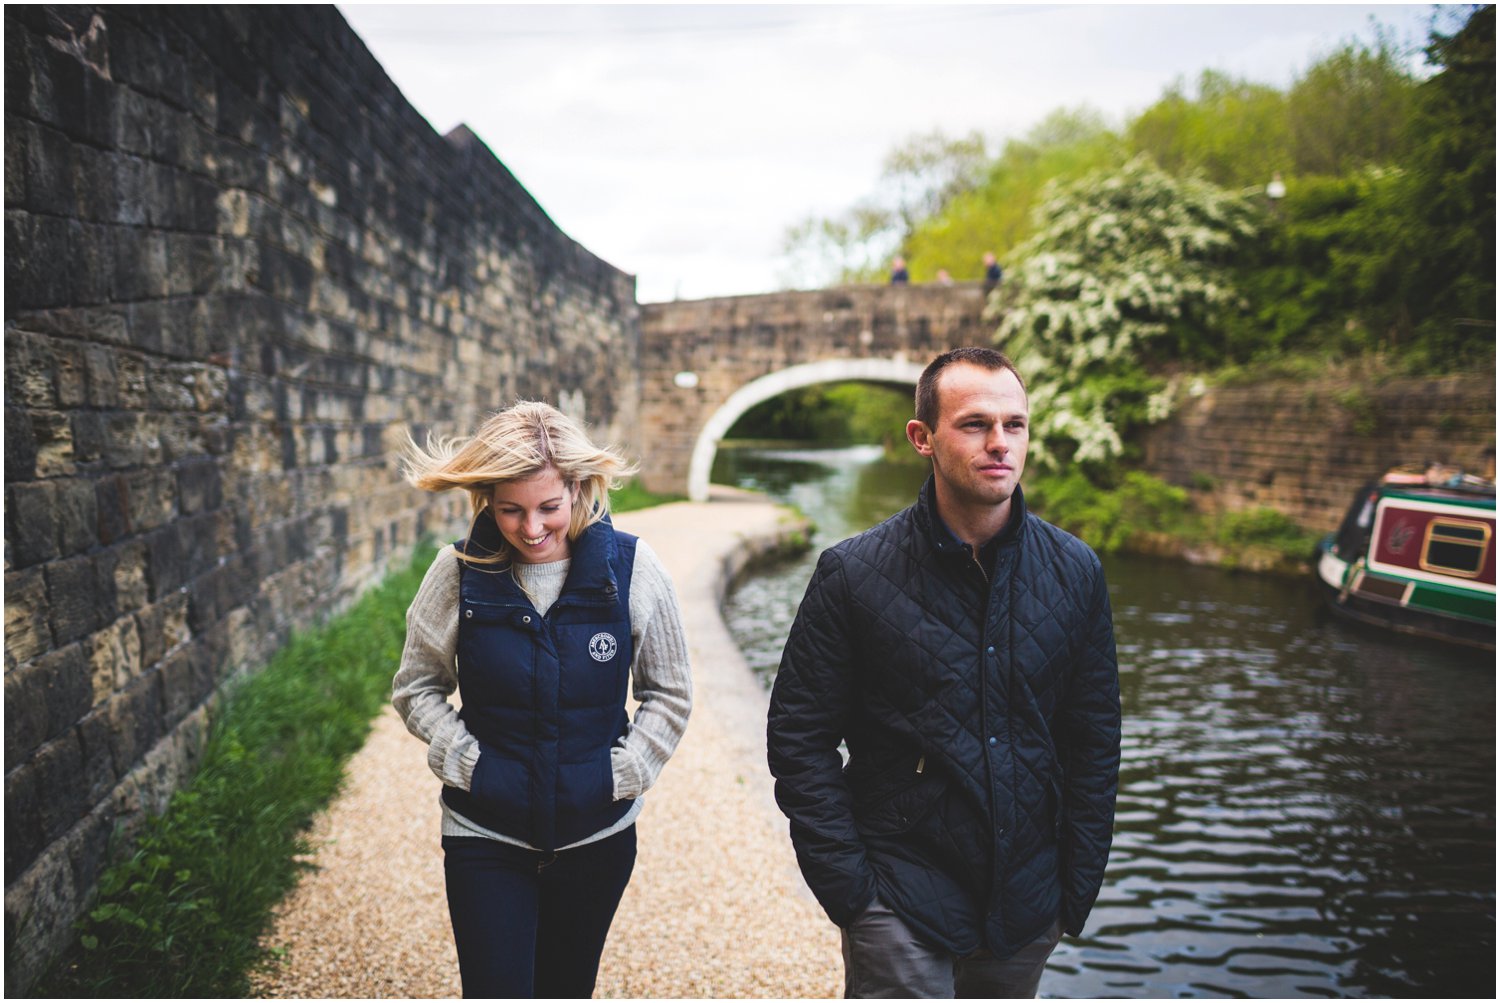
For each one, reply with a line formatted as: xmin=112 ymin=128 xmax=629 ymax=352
xmin=392 ymin=537 xmax=692 ymax=849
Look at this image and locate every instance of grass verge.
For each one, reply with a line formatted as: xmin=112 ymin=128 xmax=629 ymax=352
xmin=610 ymin=479 xmax=684 ymax=512
xmin=37 ymin=545 xmax=437 ymax=998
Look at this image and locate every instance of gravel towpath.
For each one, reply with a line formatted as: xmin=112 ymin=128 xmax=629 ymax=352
xmin=252 ymin=488 xmax=842 ymax=998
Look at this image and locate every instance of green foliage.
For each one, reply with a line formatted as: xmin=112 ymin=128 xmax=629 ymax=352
xmin=1398 ymin=4 xmax=1496 ymax=349
xmin=726 ymin=382 xmax=913 ymax=448
xmin=1286 ymin=34 xmax=1419 ymax=174
xmin=998 ymin=156 xmax=1258 ymax=470
xmin=1026 ymin=469 xmax=1192 ymax=553
xmin=1214 ymin=507 xmax=1321 ymax=559
xmin=1128 ymin=70 xmax=1292 ymax=187
xmin=904 ymin=109 xmax=1128 ymax=281
xmin=40 ymin=548 xmax=437 ymax=997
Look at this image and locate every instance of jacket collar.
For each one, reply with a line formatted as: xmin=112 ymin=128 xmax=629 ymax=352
xmin=460 ymin=511 xmax=621 ymax=601
xmin=914 ymin=473 xmax=1028 ymax=560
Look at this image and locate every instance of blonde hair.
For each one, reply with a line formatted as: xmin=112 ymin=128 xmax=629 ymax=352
xmin=401 ymin=401 xmax=638 ymax=565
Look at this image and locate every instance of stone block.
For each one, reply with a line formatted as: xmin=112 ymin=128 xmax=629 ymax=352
xmin=176 ymin=457 xmax=221 ymax=515
xmin=54 ymin=476 xmax=99 ymax=556
xmin=4 ymin=818 xmax=83 ymax=995
xmin=74 ymin=706 xmax=117 ymax=804
xmin=111 ymin=152 xmax=153 ymax=227
xmin=45 ymin=553 xmax=104 ymax=645
xmin=125 ymin=468 xmax=178 ymax=534
xmin=110 ymin=539 xmax=150 ymax=613
xmin=83 ymin=343 xmax=121 ymax=407
xmin=144 ymin=523 xmax=185 ymax=599
xmin=68 ymin=219 xmax=113 ymax=306
xmin=30 ymin=731 xmax=88 ymax=848
xmin=159 ymin=645 xmax=210 ymax=730
xmin=3 ymin=330 xmax=59 ymax=409
xmin=105 ymin=670 xmax=163 ymax=782
xmin=89 ymin=614 xmax=142 ymax=703
xmin=4 ymin=406 xmax=38 ymax=482
xmin=115 ymin=350 xmax=151 ymax=407
xmin=6 ymin=210 xmax=71 ymax=311
xmin=30 ymin=409 xmax=74 ymax=477
xmin=5 ymin=480 xmax=59 ymax=567
xmin=134 ymin=591 xmax=190 ymax=666
xmin=5 ymin=567 xmax=51 ymax=666
xmin=16 ymin=117 xmax=75 ymax=217
xmin=3 ymin=641 xmax=90 ymax=771
xmin=50 ymin=338 xmax=88 ymax=407
xmin=110 ymin=227 xmax=169 ymax=303
xmin=4 ymin=757 xmax=45 ymax=884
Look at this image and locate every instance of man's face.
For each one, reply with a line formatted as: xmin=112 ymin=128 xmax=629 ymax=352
xmin=908 ymin=363 xmax=1029 ymax=513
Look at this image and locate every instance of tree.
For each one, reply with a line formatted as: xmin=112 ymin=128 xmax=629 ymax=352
xmin=879 ymin=129 xmax=990 ymax=238
xmin=996 ymin=156 xmax=1258 ymax=470
xmin=904 ymin=109 xmax=1126 ymax=281
xmin=1398 ymin=3 xmax=1496 ymax=348
xmin=1286 ymin=35 xmax=1419 ymax=175
xmin=779 ymin=129 xmax=991 ymax=286
xmin=1127 ymin=70 xmax=1291 ymax=188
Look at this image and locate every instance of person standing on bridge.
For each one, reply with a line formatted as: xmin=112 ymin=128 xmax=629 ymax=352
xmin=394 ymin=401 xmax=692 ymax=998
xmin=767 ymin=347 xmax=1120 ymax=997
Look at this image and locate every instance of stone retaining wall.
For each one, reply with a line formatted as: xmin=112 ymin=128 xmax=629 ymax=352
xmin=4 ymin=7 xmax=637 ymax=990
xmin=1141 ymin=373 xmax=1496 ymax=532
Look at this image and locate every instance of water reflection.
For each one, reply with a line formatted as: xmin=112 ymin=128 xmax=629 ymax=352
xmin=715 ymin=444 xmax=1496 ymax=999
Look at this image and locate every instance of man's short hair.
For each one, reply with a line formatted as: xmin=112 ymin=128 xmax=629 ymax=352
xmin=914 ymin=347 xmax=1026 ymax=428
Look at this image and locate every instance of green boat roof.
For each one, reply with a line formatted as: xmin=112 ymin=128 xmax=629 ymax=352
xmin=1380 ymin=487 xmax=1496 ymax=511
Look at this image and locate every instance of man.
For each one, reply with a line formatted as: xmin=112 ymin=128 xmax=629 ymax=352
xmin=982 ymin=251 xmax=1003 ymax=289
xmin=767 ymin=347 xmax=1120 ymax=998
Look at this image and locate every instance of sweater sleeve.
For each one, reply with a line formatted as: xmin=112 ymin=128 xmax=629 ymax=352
xmin=612 ymin=538 xmax=693 ymax=800
xmin=391 ymin=545 xmax=481 ymax=791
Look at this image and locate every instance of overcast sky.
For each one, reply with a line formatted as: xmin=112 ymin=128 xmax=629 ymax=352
xmin=336 ymin=4 xmax=1437 ymax=304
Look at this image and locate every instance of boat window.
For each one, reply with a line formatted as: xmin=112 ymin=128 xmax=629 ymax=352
xmin=1420 ymin=518 xmax=1492 ymax=578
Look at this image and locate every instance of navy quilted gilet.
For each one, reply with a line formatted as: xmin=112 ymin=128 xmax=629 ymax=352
xmin=443 ymin=515 xmax=637 ymax=851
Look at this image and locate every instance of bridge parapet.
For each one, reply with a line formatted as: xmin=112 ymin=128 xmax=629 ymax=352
xmin=637 ymin=284 xmax=996 ymax=496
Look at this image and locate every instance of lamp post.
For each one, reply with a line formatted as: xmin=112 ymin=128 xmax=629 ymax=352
xmin=1266 ymin=172 xmax=1286 ymax=216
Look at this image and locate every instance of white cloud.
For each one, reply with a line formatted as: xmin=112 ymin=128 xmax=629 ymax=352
xmin=338 ymin=3 xmax=1434 ymax=303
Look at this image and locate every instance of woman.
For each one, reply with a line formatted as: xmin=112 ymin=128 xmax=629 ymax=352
xmin=393 ymin=401 xmax=692 ymax=998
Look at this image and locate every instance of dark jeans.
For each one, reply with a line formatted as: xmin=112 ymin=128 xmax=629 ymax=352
xmin=442 ymin=826 xmax=636 ymax=998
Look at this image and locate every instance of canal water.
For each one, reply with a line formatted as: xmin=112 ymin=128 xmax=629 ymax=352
xmin=713 ymin=444 xmax=1496 ymax=999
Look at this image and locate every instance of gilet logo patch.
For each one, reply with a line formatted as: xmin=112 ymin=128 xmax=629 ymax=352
xmin=588 ymin=632 xmax=618 ymax=662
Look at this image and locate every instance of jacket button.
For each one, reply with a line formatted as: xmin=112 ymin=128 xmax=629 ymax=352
xmin=464 ymin=609 xmax=472 ymax=619
xmin=987 ymin=736 xmax=998 ymax=747
xmin=522 ymin=615 xmax=532 ymax=624
xmin=986 ymin=645 xmax=995 ymax=655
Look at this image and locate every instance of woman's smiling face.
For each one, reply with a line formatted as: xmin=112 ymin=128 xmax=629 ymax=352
xmin=490 ymin=467 xmax=574 ymax=564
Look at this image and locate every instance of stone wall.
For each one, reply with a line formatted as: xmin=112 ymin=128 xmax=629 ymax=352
xmin=3 ymin=6 xmax=637 ymax=990
xmin=637 ymin=284 xmax=992 ymax=496
xmin=1141 ymin=373 xmax=1496 ymax=532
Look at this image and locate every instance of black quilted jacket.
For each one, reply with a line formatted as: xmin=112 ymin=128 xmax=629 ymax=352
xmin=767 ymin=479 xmax=1120 ymax=959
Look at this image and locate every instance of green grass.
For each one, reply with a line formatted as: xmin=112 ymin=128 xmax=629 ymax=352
xmin=610 ymin=479 xmax=683 ymax=512
xmin=37 ymin=546 xmax=438 ymax=998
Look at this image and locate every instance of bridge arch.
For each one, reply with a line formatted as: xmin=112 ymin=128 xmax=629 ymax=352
xmin=687 ymin=357 xmax=926 ymax=502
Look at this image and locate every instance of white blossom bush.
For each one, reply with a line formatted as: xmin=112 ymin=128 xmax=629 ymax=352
xmin=997 ymin=155 xmax=1258 ymax=471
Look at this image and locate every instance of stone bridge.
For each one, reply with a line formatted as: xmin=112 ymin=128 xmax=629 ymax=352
xmin=635 ymin=283 xmax=996 ymax=499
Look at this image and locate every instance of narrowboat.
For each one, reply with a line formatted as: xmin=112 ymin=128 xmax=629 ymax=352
xmin=1315 ymin=464 xmax=1495 ymax=650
